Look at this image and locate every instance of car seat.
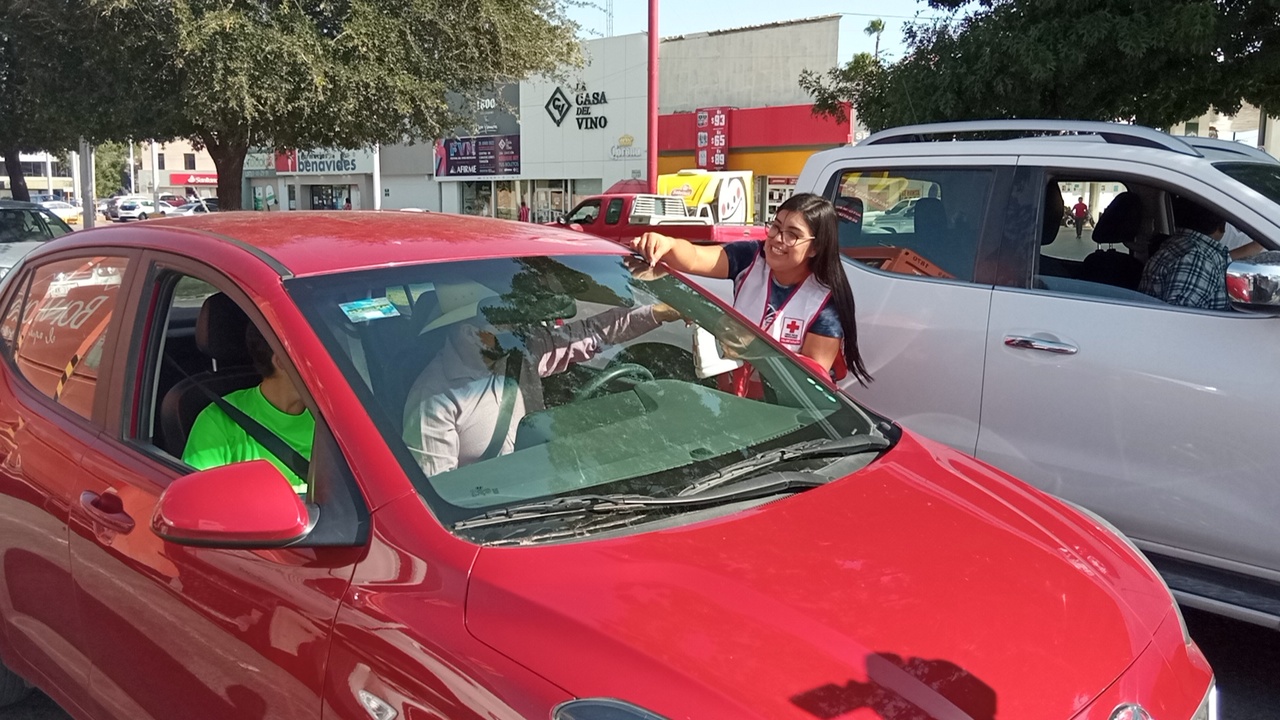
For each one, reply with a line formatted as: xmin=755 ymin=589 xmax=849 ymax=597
xmin=1080 ymin=191 xmax=1144 ymax=290
xmin=1038 ymin=183 xmax=1081 ymax=279
xmin=913 ymin=198 xmax=946 ymax=238
xmin=159 ymin=293 xmax=261 ymax=456
xmin=834 ymin=196 xmax=863 ymax=248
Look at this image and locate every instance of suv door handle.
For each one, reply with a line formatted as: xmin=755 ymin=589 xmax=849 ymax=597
xmin=1003 ymin=335 xmax=1078 ymax=355
xmin=79 ymin=491 xmax=135 ymax=534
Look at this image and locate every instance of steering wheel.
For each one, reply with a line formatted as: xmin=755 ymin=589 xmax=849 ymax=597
xmin=574 ymin=363 xmax=654 ymax=401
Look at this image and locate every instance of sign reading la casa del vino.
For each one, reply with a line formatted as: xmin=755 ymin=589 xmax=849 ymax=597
xmin=546 ymin=83 xmax=610 ymax=130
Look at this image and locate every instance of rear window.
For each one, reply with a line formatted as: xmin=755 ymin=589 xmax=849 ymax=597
xmin=1216 ymin=162 xmax=1280 ymax=205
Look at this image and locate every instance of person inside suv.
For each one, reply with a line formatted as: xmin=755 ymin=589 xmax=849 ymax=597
xmin=1139 ymin=196 xmax=1231 ymax=310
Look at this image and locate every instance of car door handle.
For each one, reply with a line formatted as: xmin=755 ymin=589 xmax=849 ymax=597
xmin=79 ymin=491 xmax=135 ymax=534
xmin=1003 ymin=335 xmax=1078 ymax=355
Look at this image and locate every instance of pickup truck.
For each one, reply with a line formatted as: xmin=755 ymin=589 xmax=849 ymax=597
xmin=554 ymin=193 xmax=768 ymax=244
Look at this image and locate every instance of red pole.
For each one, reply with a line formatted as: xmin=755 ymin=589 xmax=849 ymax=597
xmin=647 ymin=0 xmax=659 ymax=193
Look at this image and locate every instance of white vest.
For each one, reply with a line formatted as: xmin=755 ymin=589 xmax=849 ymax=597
xmin=732 ymin=251 xmax=831 ymax=351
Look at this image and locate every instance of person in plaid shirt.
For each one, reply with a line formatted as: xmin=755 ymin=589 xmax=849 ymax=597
xmin=1140 ymin=197 xmax=1231 ymax=310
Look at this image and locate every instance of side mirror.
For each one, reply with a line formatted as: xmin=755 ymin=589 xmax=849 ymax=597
xmin=152 ymin=460 xmax=312 ymax=548
xmin=556 ymin=215 xmax=568 ymax=225
xmin=1227 ymin=258 xmax=1280 ymax=310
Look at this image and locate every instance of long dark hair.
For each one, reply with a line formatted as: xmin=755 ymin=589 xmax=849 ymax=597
xmin=779 ymin=192 xmax=872 ymax=385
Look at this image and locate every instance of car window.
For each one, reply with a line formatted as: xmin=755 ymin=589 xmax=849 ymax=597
xmin=9 ymin=256 xmax=129 ymax=421
xmin=1216 ymin=162 xmax=1280 ymax=204
xmin=136 ymin=272 xmax=321 ymax=490
xmin=0 ymin=209 xmax=70 ymax=243
xmin=566 ymin=199 xmax=601 ymax=225
xmin=830 ymin=168 xmax=994 ymax=282
xmin=604 ymin=198 xmax=625 ymax=225
xmin=289 ymin=254 xmax=885 ymax=540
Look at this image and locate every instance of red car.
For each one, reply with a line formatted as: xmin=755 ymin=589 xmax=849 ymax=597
xmin=0 ymin=212 xmax=1213 ymax=720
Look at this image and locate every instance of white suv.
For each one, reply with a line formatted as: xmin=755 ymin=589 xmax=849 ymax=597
xmin=790 ymin=119 xmax=1280 ymax=627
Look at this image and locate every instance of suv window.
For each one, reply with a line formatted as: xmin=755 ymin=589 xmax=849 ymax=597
xmin=831 ymin=168 xmax=994 ymax=282
xmin=1216 ymin=162 xmax=1280 ymax=204
xmin=10 ymin=256 xmax=128 ymax=420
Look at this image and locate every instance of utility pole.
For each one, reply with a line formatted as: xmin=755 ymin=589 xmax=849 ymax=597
xmin=647 ymin=0 xmax=658 ymax=194
xmin=128 ymin=141 xmax=136 ymax=193
xmin=78 ymin=139 xmax=96 ymax=229
xmin=606 ymin=0 xmax=614 ymax=37
xmin=151 ymin=141 xmax=161 ymax=215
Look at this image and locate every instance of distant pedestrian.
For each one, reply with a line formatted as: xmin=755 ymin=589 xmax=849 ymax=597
xmin=518 ymin=200 xmax=530 ymax=222
xmin=343 ymin=198 xmax=352 ymax=211
xmin=1072 ymin=197 xmax=1089 ymax=239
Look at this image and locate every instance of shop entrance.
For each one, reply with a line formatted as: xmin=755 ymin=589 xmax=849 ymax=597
xmin=309 ymin=185 xmax=351 ymax=210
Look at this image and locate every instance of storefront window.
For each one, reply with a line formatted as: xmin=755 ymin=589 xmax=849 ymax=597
xmin=532 ymin=179 xmax=568 ymax=223
xmin=309 ymin=185 xmax=352 ymax=210
xmin=461 ymin=180 xmax=493 ymax=216
xmin=571 ymin=179 xmax=603 ymax=208
xmin=495 ymin=180 xmax=516 ymax=220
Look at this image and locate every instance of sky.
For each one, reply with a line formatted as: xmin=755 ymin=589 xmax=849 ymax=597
xmin=564 ymin=0 xmax=949 ymax=65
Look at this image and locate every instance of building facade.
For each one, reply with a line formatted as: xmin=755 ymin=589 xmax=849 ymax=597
xmin=137 ymin=139 xmax=219 ymax=199
xmin=240 ymin=15 xmax=856 ymax=221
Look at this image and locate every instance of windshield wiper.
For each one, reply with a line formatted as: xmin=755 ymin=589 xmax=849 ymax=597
xmin=454 ymin=472 xmax=835 ymax=532
xmin=677 ymin=434 xmax=892 ymax=497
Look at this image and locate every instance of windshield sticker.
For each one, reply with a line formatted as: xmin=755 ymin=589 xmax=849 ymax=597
xmin=339 ymin=297 xmax=401 ymax=323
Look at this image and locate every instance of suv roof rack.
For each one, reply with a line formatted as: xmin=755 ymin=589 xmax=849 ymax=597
xmin=861 ymin=120 xmax=1202 ymax=157
xmin=1179 ymin=135 xmax=1279 ymax=164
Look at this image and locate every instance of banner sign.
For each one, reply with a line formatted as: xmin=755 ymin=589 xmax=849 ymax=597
xmin=435 ymin=134 xmax=521 ymax=177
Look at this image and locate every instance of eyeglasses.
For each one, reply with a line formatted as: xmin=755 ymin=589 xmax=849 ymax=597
xmin=766 ymin=221 xmax=814 ymax=248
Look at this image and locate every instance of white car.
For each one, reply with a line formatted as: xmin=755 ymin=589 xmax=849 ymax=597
xmin=39 ymin=200 xmax=82 ymax=225
xmin=114 ymin=199 xmax=181 ymax=221
xmin=782 ymin=119 xmax=1280 ymax=628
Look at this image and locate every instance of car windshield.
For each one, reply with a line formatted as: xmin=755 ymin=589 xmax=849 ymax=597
xmin=1216 ymin=161 xmax=1280 ymax=205
xmin=290 ymin=253 xmax=886 ymax=540
xmin=0 ymin=208 xmax=71 ymax=242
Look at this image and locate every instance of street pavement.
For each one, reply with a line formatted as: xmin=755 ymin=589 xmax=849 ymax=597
xmin=0 ymin=608 xmax=1274 ymax=719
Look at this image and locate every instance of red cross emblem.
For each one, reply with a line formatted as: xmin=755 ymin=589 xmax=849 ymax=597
xmin=780 ymin=317 xmax=804 ymax=344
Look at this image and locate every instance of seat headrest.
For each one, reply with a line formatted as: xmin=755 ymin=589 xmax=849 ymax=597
xmin=196 ymin=293 xmax=252 ymax=364
xmin=1093 ymin=192 xmax=1142 ymax=244
xmin=834 ymin=196 xmax=864 ymax=227
xmin=1043 ymin=184 xmax=1065 ymax=245
xmin=914 ymin=197 xmax=946 ymax=234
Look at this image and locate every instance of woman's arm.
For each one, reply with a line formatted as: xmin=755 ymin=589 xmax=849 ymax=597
xmin=631 ymin=232 xmax=731 ymax=278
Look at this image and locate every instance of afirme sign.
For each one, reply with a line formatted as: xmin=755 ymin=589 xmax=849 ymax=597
xmin=275 ymin=149 xmax=376 ymax=175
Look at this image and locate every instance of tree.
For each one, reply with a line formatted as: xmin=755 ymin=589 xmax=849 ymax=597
xmin=803 ymin=0 xmax=1262 ymax=132
xmin=864 ymin=18 xmax=885 ymax=60
xmin=72 ymin=0 xmax=582 ymax=209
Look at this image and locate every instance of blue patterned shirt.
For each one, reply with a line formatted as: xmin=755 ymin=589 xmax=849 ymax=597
xmin=1139 ymin=229 xmax=1230 ymax=310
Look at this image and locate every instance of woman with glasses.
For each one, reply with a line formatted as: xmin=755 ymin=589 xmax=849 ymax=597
xmin=631 ymin=192 xmax=870 ymax=384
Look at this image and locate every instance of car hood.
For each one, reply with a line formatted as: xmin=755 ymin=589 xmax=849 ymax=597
xmin=465 ymin=431 xmax=1173 ymax=719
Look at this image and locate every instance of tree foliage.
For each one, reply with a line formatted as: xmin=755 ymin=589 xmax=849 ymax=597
xmin=802 ymin=0 xmax=1280 ymax=132
xmin=6 ymin=0 xmax=581 ymax=208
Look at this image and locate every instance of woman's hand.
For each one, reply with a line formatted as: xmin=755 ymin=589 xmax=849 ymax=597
xmin=624 ymin=255 xmax=668 ymax=281
xmin=632 ymin=232 xmax=679 ymax=268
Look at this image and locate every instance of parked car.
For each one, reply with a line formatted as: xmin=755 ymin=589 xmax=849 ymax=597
xmin=38 ymin=200 xmax=82 ymax=225
xmin=862 ymin=197 xmax=920 ymax=233
xmin=114 ymin=198 xmax=181 ymax=221
xmin=0 ymin=199 xmax=74 ymax=278
xmin=0 ymin=212 xmax=1213 ymax=719
xmin=556 ymin=193 xmax=769 ymax=244
xmin=792 ymin=118 xmax=1280 ymax=627
xmin=170 ymin=198 xmax=219 ymax=216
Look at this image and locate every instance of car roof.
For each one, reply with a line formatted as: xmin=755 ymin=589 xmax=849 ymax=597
xmin=51 ymin=211 xmax=625 ymax=278
xmin=0 ymin=199 xmax=43 ymax=210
